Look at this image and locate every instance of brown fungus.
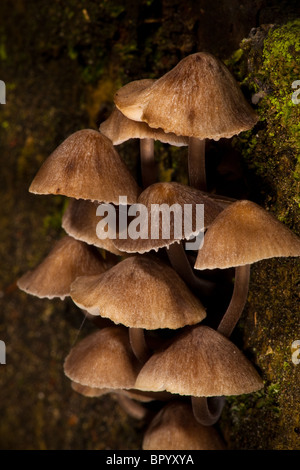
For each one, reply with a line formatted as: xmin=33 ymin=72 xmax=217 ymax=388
xmin=17 ymin=235 xmax=107 ymax=300
xmin=29 ymin=129 xmax=141 ymax=204
xmin=70 ymin=255 xmax=206 ymax=363
xmin=64 ymin=326 xmax=141 ymax=391
xmin=100 ymin=106 xmax=189 ymax=189
xmin=113 ymin=181 xmax=223 ymax=295
xmin=135 ymin=325 xmax=263 ymax=426
xmin=195 ymin=200 xmax=300 ymax=337
xmin=143 ymin=401 xmax=226 ymax=450
xmin=115 ymin=52 xmax=258 ymax=191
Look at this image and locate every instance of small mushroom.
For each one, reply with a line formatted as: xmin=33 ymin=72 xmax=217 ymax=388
xmin=29 ymin=129 xmax=141 ymax=204
xmin=64 ymin=326 xmax=141 ymax=390
xmin=195 ymin=200 xmax=300 ymax=337
xmin=135 ymin=325 xmax=264 ymax=425
xmin=70 ymin=255 xmax=206 ymax=362
xmin=143 ymin=401 xmax=226 ymax=450
xmin=17 ymin=235 xmax=107 ymax=300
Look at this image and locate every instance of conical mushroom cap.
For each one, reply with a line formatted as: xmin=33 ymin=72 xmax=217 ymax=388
xmin=70 ymin=255 xmax=206 ymax=330
xmin=17 ymin=236 xmax=107 ymax=300
xmin=100 ymin=107 xmax=189 ymax=146
xmin=143 ymin=401 xmax=226 ymax=450
xmin=64 ymin=327 xmax=140 ymax=389
xmin=195 ymin=200 xmax=300 ymax=270
xmin=62 ymin=198 xmax=123 ymax=256
xmin=113 ymin=182 xmax=223 ymax=254
xmin=114 ymin=52 xmax=258 ymax=140
xmin=29 ymin=129 xmax=140 ymax=204
xmin=135 ymin=325 xmax=263 ymax=396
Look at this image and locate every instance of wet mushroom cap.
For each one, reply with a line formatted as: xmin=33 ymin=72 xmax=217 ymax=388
xmin=100 ymin=106 xmax=189 ymax=146
xmin=143 ymin=401 xmax=226 ymax=450
xmin=64 ymin=327 xmax=140 ymax=390
xmin=114 ymin=52 xmax=258 ymax=139
xmin=70 ymin=255 xmax=206 ymax=330
xmin=29 ymin=129 xmax=141 ymax=204
xmin=17 ymin=235 xmax=107 ymax=300
xmin=135 ymin=325 xmax=263 ymax=396
xmin=195 ymin=200 xmax=300 ymax=270
xmin=113 ymin=182 xmax=223 ymax=254
xmin=62 ymin=198 xmax=123 ymax=256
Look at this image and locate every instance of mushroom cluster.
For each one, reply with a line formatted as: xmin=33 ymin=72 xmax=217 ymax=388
xmin=18 ymin=52 xmax=300 ymax=450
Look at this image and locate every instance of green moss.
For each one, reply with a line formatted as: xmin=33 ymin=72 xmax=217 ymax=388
xmin=231 ymin=20 xmax=300 ymax=232
xmin=220 ymin=21 xmax=300 ymax=450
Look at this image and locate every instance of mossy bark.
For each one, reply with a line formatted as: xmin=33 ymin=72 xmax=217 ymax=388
xmin=220 ymin=20 xmax=300 ymax=450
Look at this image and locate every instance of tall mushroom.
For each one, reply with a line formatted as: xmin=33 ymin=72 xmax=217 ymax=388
xmin=114 ymin=52 xmax=258 ymax=191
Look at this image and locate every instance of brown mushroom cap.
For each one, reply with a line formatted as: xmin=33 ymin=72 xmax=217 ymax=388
xmin=114 ymin=52 xmax=258 ymax=140
xmin=143 ymin=401 xmax=226 ymax=450
xmin=135 ymin=325 xmax=263 ymax=396
xmin=62 ymin=198 xmax=123 ymax=256
xmin=100 ymin=106 xmax=189 ymax=146
xmin=195 ymin=200 xmax=300 ymax=270
xmin=114 ymin=78 xmax=156 ymax=122
xmin=17 ymin=236 xmax=107 ymax=300
xmin=70 ymin=255 xmax=206 ymax=330
xmin=113 ymin=182 xmax=223 ymax=254
xmin=29 ymin=129 xmax=140 ymax=204
xmin=64 ymin=327 xmax=140 ymax=390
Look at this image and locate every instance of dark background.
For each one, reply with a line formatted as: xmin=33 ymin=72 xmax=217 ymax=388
xmin=0 ymin=0 xmax=299 ymax=450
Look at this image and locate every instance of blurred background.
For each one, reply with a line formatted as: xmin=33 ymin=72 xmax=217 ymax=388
xmin=0 ymin=0 xmax=299 ymax=450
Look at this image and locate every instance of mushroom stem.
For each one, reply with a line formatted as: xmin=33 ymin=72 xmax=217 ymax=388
xmin=116 ymin=394 xmax=149 ymax=420
xmin=140 ymin=138 xmax=156 ymax=188
xmin=217 ymin=264 xmax=251 ymax=338
xmin=167 ymin=241 xmax=215 ymax=296
xmin=191 ymin=396 xmax=226 ymax=426
xmin=188 ymin=137 xmax=206 ymax=191
xmin=129 ymin=327 xmax=151 ymax=364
